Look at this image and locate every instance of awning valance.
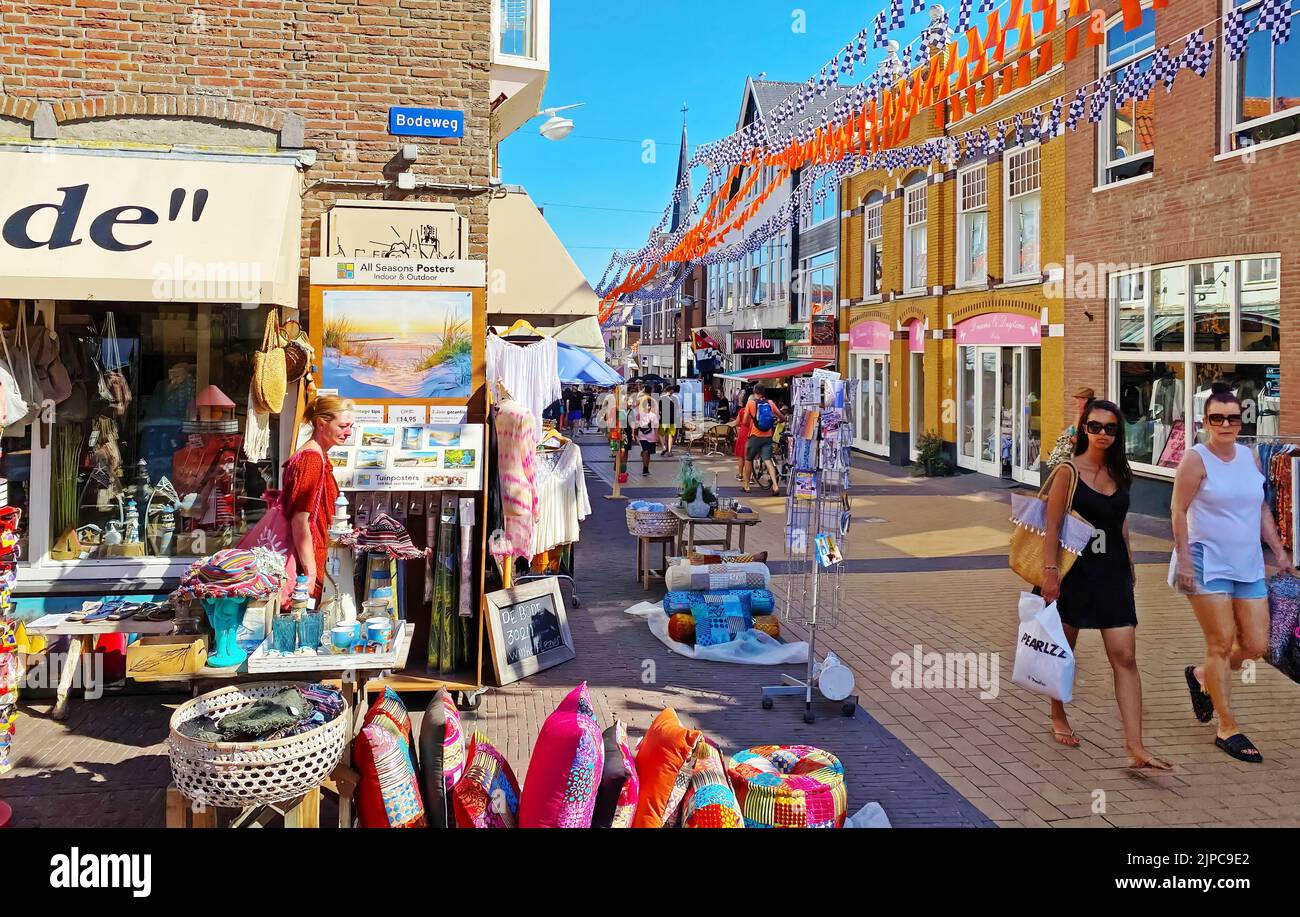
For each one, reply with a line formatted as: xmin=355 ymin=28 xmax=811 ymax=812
xmin=0 ymin=149 xmax=302 ymax=307
xmin=487 ymin=188 xmax=600 ymax=322
xmin=718 ymin=358 xmax=831 ymax=382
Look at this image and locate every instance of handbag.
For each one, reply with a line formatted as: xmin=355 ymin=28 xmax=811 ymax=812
xmin=1012 ymin=592 xmax=1077 ymax=702
xmin=1266 ymin=571 xmax=1300 ymax=667
xmin=1008 ymin=461 xmax=1095 ymax=588
xmin=279 ymin=319 xmax=313 ymax=384
xmin=251 ymin=309 xmax=287 ymax=414
xmin=1045 ymin=430 xmax=1075 ymax=469
xmin=237 ymin=451 xmax=326 ymax=605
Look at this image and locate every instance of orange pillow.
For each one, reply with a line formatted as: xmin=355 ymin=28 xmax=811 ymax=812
xmin=631 ymin=708 xmax=702 ymax=828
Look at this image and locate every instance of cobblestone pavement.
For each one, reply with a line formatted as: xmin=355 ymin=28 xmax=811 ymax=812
xmin=4 ymin=435 xmax=1295 ymax=828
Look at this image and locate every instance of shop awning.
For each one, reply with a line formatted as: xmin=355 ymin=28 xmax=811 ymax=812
xmin=0 ymin=148 xmax=302 ymax=307
xmin=487 ymin=188 xmax=600 ymax=323
xmin=718 ymin=358 xmax=831 ymax=381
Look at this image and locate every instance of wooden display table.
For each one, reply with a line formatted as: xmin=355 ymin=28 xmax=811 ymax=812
xmin=670 ymin=505 xmax=762 ymax=555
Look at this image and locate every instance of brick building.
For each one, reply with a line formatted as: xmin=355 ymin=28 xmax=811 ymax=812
xmin=0 ymin=0 xmax=549 ymax=591
xmin=1062 ymin=0 xmax=1297 ymax=510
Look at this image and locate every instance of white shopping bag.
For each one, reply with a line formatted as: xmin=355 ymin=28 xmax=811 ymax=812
xmin=1012 ymin=592 xmax=1076 ymax=703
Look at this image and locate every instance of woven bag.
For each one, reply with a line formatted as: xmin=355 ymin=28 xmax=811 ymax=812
xmin=251 ymin=309 xmax=287 ymax=414
xmin=1266 ymin=571 xmax=1300 ymax=666
xmin=1008 ymin=462 xmax=1094 ymax=588
xmin=280 ymin=319 xmax=313 ymax=383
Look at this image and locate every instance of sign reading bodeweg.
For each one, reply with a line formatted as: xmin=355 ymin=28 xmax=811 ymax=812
xmin=387 ymin=107 xmax=465 ymax=138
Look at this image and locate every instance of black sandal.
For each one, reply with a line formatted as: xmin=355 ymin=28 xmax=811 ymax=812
xmin=1184 ymin=665 xmax=1214 ymax=723
xmin=1215 ymin=733 xmax=1262 ymax=763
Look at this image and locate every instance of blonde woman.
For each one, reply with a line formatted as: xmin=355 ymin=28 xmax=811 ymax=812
xmin=283 ymin=394 xmax=354 ymax=598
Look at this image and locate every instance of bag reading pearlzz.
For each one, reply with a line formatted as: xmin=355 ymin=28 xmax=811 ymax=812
xmin=1012 ymin=592 xmax=1076 ymax=703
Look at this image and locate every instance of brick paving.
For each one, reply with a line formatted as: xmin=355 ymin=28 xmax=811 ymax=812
xmin=4 ymin=435 xmax=1296 ymax=828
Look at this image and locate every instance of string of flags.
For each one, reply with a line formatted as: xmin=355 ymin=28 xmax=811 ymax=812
xmin=597 ymin=1 xmax=1296 ymax=322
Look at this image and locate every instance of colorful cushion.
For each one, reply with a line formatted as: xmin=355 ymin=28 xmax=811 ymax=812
xmin=518 ymin=682 xmax=604 ymax=828
xmin=632 ymin=707 xmax=701 ymax=828
xmin=364 ymin=686 xmax=418 ymax=773
xmin=667 ymin=613 xmax=695 ymax=645
xmin=592 ymin=721 xmax=639 ymax=828
xmin=690 ymin=596 xmax=748 ymax=647
xmin=681 ymin=740 xmax=744 ymax=829
xmin=727 ymin=745 xmax=848 ymax=829
xmin=354 ymin=723 xmax=427 ymax=828
xmin=664 ymin=562 xmax=770 ymax=592
xmin=752 ymin=614 xmax=781 ymax=639
xmin=452 ymin=732 xmax=521 ymax=828
xmin=687 ymin=551 xmax=768 ymax=565
xmin=664 ymin=588 xmax=772 ymax=617
xmin=417 ymin=687 xmax=465 ymax=829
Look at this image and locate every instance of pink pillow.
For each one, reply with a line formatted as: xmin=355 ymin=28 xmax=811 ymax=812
xmin=518 ymin=683 xmax=605 ymax=828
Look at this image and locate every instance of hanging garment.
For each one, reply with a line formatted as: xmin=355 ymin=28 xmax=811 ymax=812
xmin=1271 ymin=450 xmax=1295 ymax=551
xmin=495 ymin=400 xmax=539 ymax=561
xmin=532 ymin=441 xmax=591 ymax=557
xmin=1149 ymin=375 xmax=1184 ymax=463
xmin=486 ymin=335 xmax=561 ymax=444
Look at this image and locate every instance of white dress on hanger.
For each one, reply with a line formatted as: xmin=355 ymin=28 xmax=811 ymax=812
xmin=486 ymin=334 xmax=561 ymax=443
xmin=1149 ymin=375 xmax=1184 ymax=464
xmin=531 ymin=441 xmax=591 ymax=557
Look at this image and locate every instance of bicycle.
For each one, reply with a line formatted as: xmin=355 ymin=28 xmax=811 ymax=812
xmin=752 ymin=422 xmax=790 ymax=493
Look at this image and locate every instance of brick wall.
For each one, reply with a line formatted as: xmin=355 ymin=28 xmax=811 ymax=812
xmin=0 ymin=0 xmax=494 ymax=275
xmin=1063 ymin=0 xmax=1300 ymax=436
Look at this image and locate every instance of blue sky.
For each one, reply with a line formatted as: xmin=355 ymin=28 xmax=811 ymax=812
xmin=498 ymin=1 xmax=929 ymax=286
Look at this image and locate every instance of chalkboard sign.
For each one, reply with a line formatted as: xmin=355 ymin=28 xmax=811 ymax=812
xmin=484 ymin=577 xmax=575 ymax=686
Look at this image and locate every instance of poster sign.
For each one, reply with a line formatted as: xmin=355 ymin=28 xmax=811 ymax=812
xmin=810 ymin=314 xmax=838 ymax=346
xmin=955 ymin=313 xmax=1041 ymax=346
xmin=428 ymin=406 xmax=469 ymax=424
xmin=908 ymin=320 xmax=926 ymax=354
xmin=310 ymin=257 xmax=484 ymax=287
xmin=849 ymin=320 xmax=891 ymax=352
xmin=333 ymin=424 xmax=484 ymax=492
xmin=788 ymin=343 xmax=838 ymax=360
xmin=352 ymin=404 xmax=386 ymax=423
xmin=484 ymin=577 xmax=576 ymax=686
xmin=1157 ymin=419 xmax=1186 ymax=468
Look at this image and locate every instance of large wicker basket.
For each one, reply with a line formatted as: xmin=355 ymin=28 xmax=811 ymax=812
xmin=167 ymin=681 xmax=349 ymax=809
xmin=626 ymin=506 xmax=681 ymax=538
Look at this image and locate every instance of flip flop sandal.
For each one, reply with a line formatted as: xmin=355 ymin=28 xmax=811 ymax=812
xmin=1215 ymin=733 xmax=1262 ymax=763
xmin=1184 ymin=665 xmax=1214 ymax=723
xmin=81 ymin=605 xmax=117 ymax=623
xmin=145 ymin=607 xmax=175 ymax=622
xmin=1049 ymin=729 xmax=1081 ymax=748
xmin=107 ymin=603 xmax=141 ymax=622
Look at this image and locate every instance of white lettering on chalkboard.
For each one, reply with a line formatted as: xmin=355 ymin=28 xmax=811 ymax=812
xmin=500 ymin=597 xmax=563 ymax=664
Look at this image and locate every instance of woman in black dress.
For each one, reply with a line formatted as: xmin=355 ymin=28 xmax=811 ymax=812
xmin=1041 ymin=399 xmax=1170 ymax=770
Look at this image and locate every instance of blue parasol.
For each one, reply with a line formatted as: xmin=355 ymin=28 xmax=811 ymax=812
xmin=556 ymin=340 xmax=623 ymax=386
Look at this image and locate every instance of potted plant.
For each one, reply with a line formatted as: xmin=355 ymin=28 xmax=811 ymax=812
xmin=911 ymin=431 xmax=954 ymax=477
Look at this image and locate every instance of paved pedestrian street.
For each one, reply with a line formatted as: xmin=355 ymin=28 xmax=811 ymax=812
xmin=4 ymin=436 xmax=1296 ymax=828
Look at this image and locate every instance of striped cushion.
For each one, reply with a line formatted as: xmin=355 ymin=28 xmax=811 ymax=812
xmin=364 ymin=687 xmax=417 ymax=773
xmin=453 ymin=732 xmax=521 ymax=828
xmin=727 ymin=745 xmax=847 ymax=829
xmin=681 ymin=741 xmax=744 ymax=829
xmin=355 ymin=724 xmax=426 ymax=828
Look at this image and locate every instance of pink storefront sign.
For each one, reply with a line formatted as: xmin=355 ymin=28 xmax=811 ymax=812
xmin=955 ymin=313 xmax=1042 ymax=346
xmin=907 ymin=320 xmax=925 ymax=354
xmin=849 ymin=319 xmax=891 ymax=352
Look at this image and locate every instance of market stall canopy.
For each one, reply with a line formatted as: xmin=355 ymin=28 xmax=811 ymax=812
xmin=718 ymin=359 xmax=831 ymax=382
xmin=0 ymin=149 xmax=302 ymax=307
xmin=556 ymin=340 xmax=622 ymax=386
xmin=546 ymin=315 xmax=605 ymax=357
xmin=487 ymin=188 xmax=599 ymax=324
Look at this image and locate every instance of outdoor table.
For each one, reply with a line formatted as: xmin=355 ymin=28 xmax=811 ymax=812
xmin=670 ymin=505 xmax=762 ymax=555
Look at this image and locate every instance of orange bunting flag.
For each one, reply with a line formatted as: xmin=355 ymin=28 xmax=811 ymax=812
xmin=1015 ymin=54 xmax=1033 ymax=88
xmin=1120 ymin=0 xmax=1143 ymax=31
xmin=966 ymin=84 xmax=981 ymax=117
xmin=1086 ymin=8 xmax=1106 ymax=45
xmin=985 ymin=10 xmax=1003 ymax=48
xmin=1006 ymin=0 xmax=1023 ymax=32
xmin=1037 ymin=39 xmax=1054 ymax=76
xmin=1002 ymin=62 xmax=1017 ymax=95
xmin=982 ymin=74 xmax=998 ymax=107
xmin=1064 ymin=23 xmax=1082 ymax=60
xmin=1032 ymin=0 xmax=1046 ymax=10
xmin=966 ymin=26 xmax=984 ymax=59
xmin=971 ymin=50 xmax=989 ymax=80
xmin=952 ymin=90 xmax=965 ymax=121
xmin=1016 ymin=15 xmax=1036 ymax=53
xmin=934 ymin=102 xmax=946 ymax=131
xmin=1067 ymin=0 xmax=1090 ymax=15
xmin=1043 ymin=0 xmax=1058 ymax=26
xmin=952 ymin=58 xmax=970 ymax=94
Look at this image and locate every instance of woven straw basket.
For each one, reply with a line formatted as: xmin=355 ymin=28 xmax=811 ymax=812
xmin=626 ymin=506 xmax=680 ymax=538
xmin=167 ymin=681 xmax=349 ymax=809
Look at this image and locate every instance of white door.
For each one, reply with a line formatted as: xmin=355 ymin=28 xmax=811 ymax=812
xmin=976 ymin=347 xmax=1002 ymax=477
xmin=909 ymin=352 xmax=925 ymax=461
xmin=1010 ymin=346 xmax=1043 ymax=486
xmin=854 ymin=354 xmax=889 ymax=457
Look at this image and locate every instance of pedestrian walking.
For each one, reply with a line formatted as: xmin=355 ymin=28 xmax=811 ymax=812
xmin=741 ymin=383 xmax=784 ymax=496
xmin=659 ymin=385 xmax=681 ymax=457
xmin=734 ymin=386 xmax=754 ymax=482
xmin=1046 ymin=386 xmax=1095 ymax=470
xmin=1172 ymin=383 xmax=1294 ymax=764
xmin=1040 ymin=398 xmax=1170 ymax=770
xmin=635 ymin=394 xmax=659 ymax=477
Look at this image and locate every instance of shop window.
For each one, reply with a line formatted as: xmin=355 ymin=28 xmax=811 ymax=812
xmin=1100 ymin=9 xmax=1157 ymax=184
xmin=863 ymin=192 xmax=883 ymax=298
xmin=1152 ymin=266 xmax=1187 ymax=351
xmin=1228 ymin=0 xmax=1300 ymax=151
xmin=802 ymin=171 xmax=836 ymax=229
xmin=46 ymin=303 xmax=280 ymax=563
xmin=1192 ymin=260 xmax=1233 ymax=351
xmin=1191 ymin=363 xmax=1281 ymax=438
xmin=903 ymin=174 xmax=928 ymax=293
xmin=798 ymin=250 xmax=836 ymax=323
xmin=956 ymin=165 xmax=988 ymax=287
xmin=1240 ymin=256 xmax=1281 ymax=351
xmin=1117 ymin=361 xmax=1187 ymax=467
xmin=498 ymin=0 xmax=536 ymax=59
xmin=1114 ymin=270 xmax=1147 ymax=351
xmin=1004 ymin=146 xmax=1041 ymax=280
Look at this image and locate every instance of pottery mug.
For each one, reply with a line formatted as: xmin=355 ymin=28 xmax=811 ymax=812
xmin=330 ymin=623 xmax=356 ymax=653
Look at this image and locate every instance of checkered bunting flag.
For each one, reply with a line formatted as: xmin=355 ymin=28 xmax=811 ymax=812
xmin=1012 ymin=112 xmax=1025 ymax=145
xmin=912 ymin=0 xmax=927 ymax=12
xmin=1152 ymin=45 xmax=1178 ymax=92
xmin=901 ymin=41 xmax=913 ymax=71
xmin=980 ymin=0 xmax=997 ymax=12
xmin=1259 ymin=0 xmax=1293 ymax=45
xmin=1041 ymin=97 xmax=1063 ymax=142
xmin=993 ymin=123 xmax=1006 ymax=153
xmin=891 ymin=0 xmax=906 ymax=30
xmin=874 ymin=11 xmax=889 ymax=48
xmin=1223 ymin=8 xmax=1251 ymax=61
xmin=1088 ymin=75 xmax=1111 ymax=123
xmin=1065 ymin=86 xmax=1086 ymax=132
xmin=856 ymin=28 xmax=871 ymax=62
xmin=977 ymin=126 xmax=991 ymax=154
xmin=1113 ymin=66 xmax=1135 ymax=106
xmin=1182 ymin=29 xmax=1215 ymax=77
xmin=1134 ymin=58 xmax=1159 ymax=100
xmin=957 ymin=0 xmax=973 ymax=33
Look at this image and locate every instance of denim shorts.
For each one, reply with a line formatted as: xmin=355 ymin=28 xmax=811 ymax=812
xmin=1186 ymin=544 xmax=1268 ymax=599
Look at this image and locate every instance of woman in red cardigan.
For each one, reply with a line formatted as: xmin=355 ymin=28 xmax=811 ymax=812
xmin=284 ymin=394 xmax=353 ymax=598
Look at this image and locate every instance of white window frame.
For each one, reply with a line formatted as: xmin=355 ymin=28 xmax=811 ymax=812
xmin=903 ymin=177 xmax=928 ymax=293
xmin=1003 ymin=144 xmax=1041 ymax=283
xmin=801 ymin=171 xmax=836 ymax=229
xmin=862 ymin=192 xmax=883 ymax=299
xmin=1099 ymin=7 xmax=1157 ymax=186
xmin=798 ymin=249 xmax=836 ymax=323
xmin=956 ymin=164 xmax=989 ymax=288
xmin=1222 ymin=0 xmax=1300 ymax=152
xmin=1109 ymin=254 xmax=1282 ymax=479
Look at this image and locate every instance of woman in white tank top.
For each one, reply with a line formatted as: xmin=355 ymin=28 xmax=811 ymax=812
xmin=1171 ymin=384 xmax=1294 ymax=763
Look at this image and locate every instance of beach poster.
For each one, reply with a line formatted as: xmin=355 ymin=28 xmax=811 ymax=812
xmin=322 ymin=289 xmax=473 ymax=399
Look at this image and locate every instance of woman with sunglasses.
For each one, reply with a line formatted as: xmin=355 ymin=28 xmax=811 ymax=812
xmin=1172 ymin=383 xmax=1292 ymax=764
xmin=1041 ymin=400 xmax=1170 ymax=770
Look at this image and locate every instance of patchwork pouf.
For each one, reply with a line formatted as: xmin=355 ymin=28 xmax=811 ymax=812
xmin=751 ymin=615 xmax=781 ymax=639
xmin=667 ymin=613 xmax=695 ymax=645
xmin=727 ymin=745 xmax=847 ymax=829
